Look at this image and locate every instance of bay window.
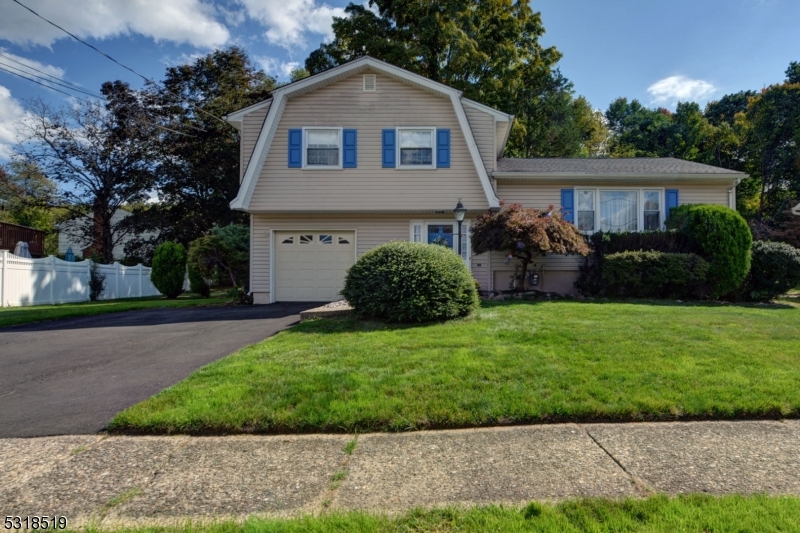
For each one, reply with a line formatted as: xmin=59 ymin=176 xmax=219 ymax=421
xmin=574 ymin=189 xmax=665 ymax=233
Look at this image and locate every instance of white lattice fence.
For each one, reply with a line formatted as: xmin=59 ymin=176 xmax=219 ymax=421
xmin=0 ymin=251 xmax=162 ymax=307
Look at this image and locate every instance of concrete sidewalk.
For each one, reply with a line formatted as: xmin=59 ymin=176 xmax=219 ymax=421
xmin=2 ymin=420 xmax=800 ymax=527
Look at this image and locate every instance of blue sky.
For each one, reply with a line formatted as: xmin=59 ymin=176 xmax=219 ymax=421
xmin=1 ymin=0 xmax=798 ymax=159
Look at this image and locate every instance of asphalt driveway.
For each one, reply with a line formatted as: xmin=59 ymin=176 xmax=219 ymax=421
xmin=0 ymin=304 xmax=312 ymax=438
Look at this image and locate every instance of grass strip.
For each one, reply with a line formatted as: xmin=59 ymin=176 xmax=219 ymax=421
xmin=79 ymin=494 xmax=800 ymax=532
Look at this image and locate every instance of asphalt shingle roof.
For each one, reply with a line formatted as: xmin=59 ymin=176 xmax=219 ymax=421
xmin=496 ymin=157 xmax=743 ymax=175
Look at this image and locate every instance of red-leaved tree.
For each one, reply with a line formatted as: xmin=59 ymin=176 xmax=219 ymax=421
xmin=471 ymin=202 xmax=589 ymax=291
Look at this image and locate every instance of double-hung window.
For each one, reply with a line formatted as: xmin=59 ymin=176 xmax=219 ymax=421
xmin=398 ymin=128 xmax=434 ymax=167
xmin=304 ymin=128 xmax=341 ymax=168
xmin=574 ymin=189 xmax=664 ymax=233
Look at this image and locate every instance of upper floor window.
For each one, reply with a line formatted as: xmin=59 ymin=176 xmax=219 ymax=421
xmin=398 ymin=128 xmax=434 ymax=168
xmin=576 ymin=188 xmax=664 ymax=233
xmin=304 ymin=128 xmax=341 ymax=168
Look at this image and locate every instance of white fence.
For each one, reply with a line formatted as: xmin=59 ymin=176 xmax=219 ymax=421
xmin=0 ymin=250 xmax=162 ymax=307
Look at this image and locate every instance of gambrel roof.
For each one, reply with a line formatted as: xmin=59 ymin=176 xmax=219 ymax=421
xmin=228 ymin=56 xmax=513 ymax=211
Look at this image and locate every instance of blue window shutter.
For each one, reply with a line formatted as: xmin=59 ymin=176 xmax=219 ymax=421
xmin=436 ymin=129 xmax=450 ymax=168
xmin=561 ymin=189 xmax=575 ymax=224
xmin=666 ymin=189 xmax=679 ymax=219
xmin=288 ymin=129 xmax=302 ymax=168
xmin=382 ymin=129 xmax=395 ymax=168
xmin=343 ymin=129 xmax=357 ymax=168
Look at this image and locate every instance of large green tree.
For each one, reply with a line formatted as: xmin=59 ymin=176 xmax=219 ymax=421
xmin=141 ymin=47 xmax=275 ymax=248
xmin=17 ymin=82 xmax=160 ymax=263
xmin=305 ymin=0 xmax=604 ymax=157
xmin=740 ymin=81 xmax=800 ymax=221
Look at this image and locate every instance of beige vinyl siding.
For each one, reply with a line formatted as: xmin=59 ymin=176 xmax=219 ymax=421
xmin=496 ymin=182 xmax=562 ymax=209
xmin=672 ymin=184 xmax=730 ymax=206
xmin=464 ymin=105 xmax=496 ymax=173
xmin=495 ymin=121 xmax=509 ymax=158
xmin=241 ymin=104 xmax=270 ymax=182
xmin=249 ymin=71 xmax=489 ymax=212
xmin=471 ymin=252 xmax=490 ymax=290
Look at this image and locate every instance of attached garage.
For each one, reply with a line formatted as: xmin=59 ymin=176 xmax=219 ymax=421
xmin=273 ymin=231 xmax=356 ymax=302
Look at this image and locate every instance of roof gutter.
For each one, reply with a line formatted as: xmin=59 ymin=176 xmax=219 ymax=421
xmin=492 ymin=172 xmax=744 ymax=183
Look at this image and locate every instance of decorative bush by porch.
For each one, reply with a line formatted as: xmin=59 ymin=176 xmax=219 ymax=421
xmin=341 ymin=241 xmax=479 ymax=323
xmin=667 ymin=204 xmax=752 ymax=298
xmin=744 ymin=241 xmax=800 ymax=301
xmin=602 ymin=251 xmax=709 ymax=299
xmin=151 ymin=242 xmax=186 ymax=299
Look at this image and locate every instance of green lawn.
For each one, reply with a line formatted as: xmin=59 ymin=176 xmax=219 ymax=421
xmin=0 ymin=290 xmax=230 ymax=328
xmin=109 ymin=298 xmax=800 ymax=434
xmin=81 ymin=495 xmax=800 ymax=532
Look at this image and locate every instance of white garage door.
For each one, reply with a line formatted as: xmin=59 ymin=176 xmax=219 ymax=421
xmin=274 ymin=231 xmax=355 ymax=302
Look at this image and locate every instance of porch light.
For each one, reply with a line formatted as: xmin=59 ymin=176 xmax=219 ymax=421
xmin=453 ymin=199 xmax=466 ymax=263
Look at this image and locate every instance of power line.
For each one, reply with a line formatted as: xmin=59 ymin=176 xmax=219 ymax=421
xmin=9 ymin=0 xmax=233 ymax=128
xmin=0 ymin=60 xmax=104 ymax=99
xmin=0 ymin=65 xmax=95 ymax=103
xmin=0 ymin=65 xmax=196 ymax=138
xmin=0 ymin=52 xmax=103 ymax=98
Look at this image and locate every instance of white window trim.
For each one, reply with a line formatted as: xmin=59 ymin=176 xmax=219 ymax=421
xmin=409 ymin=219 xmax=471 ymax=269
xmin=396 ymin=127 xmax=436 ymax=169
xmin=574 ymin=187 xmax=666 ymax=234
xmin=302 ymin=127 xmax=343 ymax=170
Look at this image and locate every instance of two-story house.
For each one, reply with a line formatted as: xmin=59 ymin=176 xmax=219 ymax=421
xmin=227 ymin=56 xmax=744 ymax=303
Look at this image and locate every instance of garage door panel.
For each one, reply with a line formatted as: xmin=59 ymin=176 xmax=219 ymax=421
xmin=274 ymin=231 xmax=355 ymax=302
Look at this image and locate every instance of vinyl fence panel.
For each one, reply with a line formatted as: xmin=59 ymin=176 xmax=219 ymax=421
xmin=0 ymin=251 xmax=162 ymax=307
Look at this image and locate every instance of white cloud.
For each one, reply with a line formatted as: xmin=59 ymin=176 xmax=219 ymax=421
xmin=0 ymin=49 xmax=65 ymax=79
xmin=255 ymin=56 xmax=300 ymax=78
xmin=647 ymin=75 xmax=716 ymax=105
xmin=238 ymin=0 xmax=346 ymax=49
xmin=0 ymin=0 xmax=229 ymax=48
xmin=0 ymin=85 xmax=25 ymax=159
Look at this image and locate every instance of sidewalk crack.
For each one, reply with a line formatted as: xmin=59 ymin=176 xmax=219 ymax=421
xmin=579 ymin=424 xmax=655 ymax=496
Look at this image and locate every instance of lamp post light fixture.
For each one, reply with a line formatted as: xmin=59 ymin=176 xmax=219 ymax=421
xmin=453 ymin=199 xmax=467 ymax=262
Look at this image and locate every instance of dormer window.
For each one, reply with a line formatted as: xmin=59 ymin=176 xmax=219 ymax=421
xmin=398 ymin=128 xmax=435 ymax=168
xmin=304 ymin=128 xmax=342 ymax=168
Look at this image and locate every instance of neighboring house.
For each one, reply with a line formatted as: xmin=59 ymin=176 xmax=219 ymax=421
xmin=793 ymin=202 xmax=800 ymax=216
xmin=228 ymin=56 xmax=745 ymax=303
xmin=58 ymin=210 xmax=156 ymax=260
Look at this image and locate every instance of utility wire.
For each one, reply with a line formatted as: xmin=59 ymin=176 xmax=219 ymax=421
xmin=0 ymin=65 xmax=195 ymax=138
xmin=0 ymin=52 xmax=104 ymax=98
xmin=0 ymin=65 xmax=95 ymax=103
xmin=10 ymin=0 xmax=233 ymax=128
xmin=0 ymin=61 xmax=104 ymax=99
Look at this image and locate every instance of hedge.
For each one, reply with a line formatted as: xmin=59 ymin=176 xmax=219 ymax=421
xmin=602 ymin=251 xmax=710 ymax=299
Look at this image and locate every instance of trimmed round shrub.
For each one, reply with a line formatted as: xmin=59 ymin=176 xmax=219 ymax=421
xmin=188 ymin=265 xmax=210 ymax=298
xmin=602 ymin=251 xmax=710 ymax=299
xmin=341 ymin=241 xmax=480 ymax=323
xmin=745 ymin=241 xmax=800 ymax=301
xmin=151 ymin=242 xmax=186 ymax=299
xmin=667 ymin=204 xmax=752 ymax=298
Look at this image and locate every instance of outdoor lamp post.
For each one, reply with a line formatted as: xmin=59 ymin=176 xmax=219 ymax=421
xmin=453 ymin=199 xmax=467 ymax=261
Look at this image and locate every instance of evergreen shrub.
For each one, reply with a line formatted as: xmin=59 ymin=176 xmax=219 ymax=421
xmin=744 ymin=241 xmax=800 ymax=301
xmin=602 ymin=251 xmax=709 ymax=299
xmin=667 ymin=204 xmax=752 ymax=298
xmin=151 ymin=242 xmax=186 ymax=299
xmin=341 ymin=241 xmax=479 ymax=323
